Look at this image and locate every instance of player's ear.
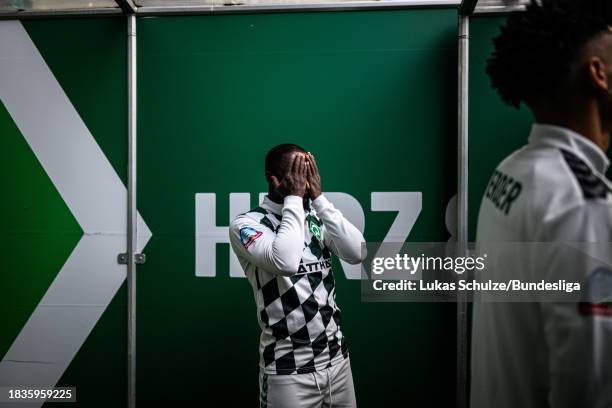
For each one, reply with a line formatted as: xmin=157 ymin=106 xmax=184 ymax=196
xmin=587 ymin=56 xmax=609 ymax=93
xmin=265 ymin=170 xmax=275 ymax=184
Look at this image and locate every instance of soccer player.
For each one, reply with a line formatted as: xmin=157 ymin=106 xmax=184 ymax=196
xmin=229 ymin=144 xmax=363 ymax=408
xmin=471 ymin=1 xmax=612 ymax=407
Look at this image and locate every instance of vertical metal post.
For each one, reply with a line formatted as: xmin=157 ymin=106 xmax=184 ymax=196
xmin=457 ymin=13 xmax=470 ymax=408
xmin=127 ymin=13 xmax=137 ymax=408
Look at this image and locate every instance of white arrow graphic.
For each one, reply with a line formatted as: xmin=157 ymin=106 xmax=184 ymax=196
xmin=0 ymin=19 xmax=151 ymax=403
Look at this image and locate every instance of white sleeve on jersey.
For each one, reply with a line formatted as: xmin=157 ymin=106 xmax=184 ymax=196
xmin=538 ymin=202 xmax=612 ymax=408
xmin=229 ymin=195 xmax=305 ymax=277
xmin=311 ymin=194 xmax=365 ymax=265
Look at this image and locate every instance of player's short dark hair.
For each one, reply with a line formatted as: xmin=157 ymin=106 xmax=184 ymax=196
xmin=265 ymin=143 xmax=306 ymax=176
xmin=487 ymin=0 xmax=612 ymax=109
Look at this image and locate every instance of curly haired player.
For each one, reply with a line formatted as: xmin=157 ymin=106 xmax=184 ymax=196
xmin=472 ymin=1 xmax=612 ymax=407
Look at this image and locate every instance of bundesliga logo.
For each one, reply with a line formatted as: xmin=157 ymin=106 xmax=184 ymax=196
xmin=239 ymin=227 xmax=263 ymax=249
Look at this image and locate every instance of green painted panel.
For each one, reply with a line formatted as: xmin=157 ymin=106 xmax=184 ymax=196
xmin=0 ymin=100 xmax=82 ymax=359
xmin=468 ymin=17 xmax=533 ymax=240
xmin=21 ymin=18 xmax=128 ymax=407
xmin=23 ymin=18 xmax=128 ymax=187
xmin=44 ymin=285 xmax=128 ymax=408
xmin=138 ymin=10 xmax=457 ymax=406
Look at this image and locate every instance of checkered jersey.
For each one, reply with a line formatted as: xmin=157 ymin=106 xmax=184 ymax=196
xmin=231 ymin=198 xmax=349 ymax=375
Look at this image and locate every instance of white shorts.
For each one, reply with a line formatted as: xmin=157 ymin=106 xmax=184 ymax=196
xmin=259 ymin=357 xmax=357 ymax=408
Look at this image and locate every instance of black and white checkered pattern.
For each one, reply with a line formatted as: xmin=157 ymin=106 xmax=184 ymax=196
xmin=246 ymin=207 xmax=348 ymax=375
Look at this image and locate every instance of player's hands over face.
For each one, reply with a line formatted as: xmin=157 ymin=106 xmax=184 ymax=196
xmin=270 ymin=154 xmax=308 ymax=198
xmin=306 ymin=153 xmax=322 ymax=200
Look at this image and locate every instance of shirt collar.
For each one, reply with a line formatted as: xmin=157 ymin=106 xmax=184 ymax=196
xmin=261 ymin=195 xmax=283 ymax=215
xmin=528 ymin=123 xmax=610 ymax=174
xmin=260 ymin=195 xmax=310 ymax=216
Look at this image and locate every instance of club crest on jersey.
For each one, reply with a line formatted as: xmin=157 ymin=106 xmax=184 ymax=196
xmin=239 ymin=227 xmax=263 ymax=249
xmin=307 ymin=215 xmax=322 ymax=240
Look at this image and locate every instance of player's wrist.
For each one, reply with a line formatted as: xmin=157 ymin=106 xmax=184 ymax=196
xmin=283 ymin=195 xmax=303 ymax=206
xmin=311 ymin=194 xmax=330 ymax=212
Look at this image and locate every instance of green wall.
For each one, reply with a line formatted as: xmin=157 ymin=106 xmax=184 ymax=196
xmin=0 ymin=9 xmax=542 ymax=408
xmin=2 ymin=11 xmax=610 ymax=408
xmin=467 ymin=17 xmax=533 ymax=240
xmin=0 ymin=18 xmax=129 ymax=408
xmin=137 ymin=10 xmax=457 ymax=407
xmin=25 ymin=18 xmax=130 ymax=408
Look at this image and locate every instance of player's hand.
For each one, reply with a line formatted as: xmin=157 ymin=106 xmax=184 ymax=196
xmin=306 ymin=153 xmax=322 ymax=200
xmin=270 ymin=154 xmax=308 ymax=198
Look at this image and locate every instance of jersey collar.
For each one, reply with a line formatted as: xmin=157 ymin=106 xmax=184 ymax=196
xmin=528 ymin=123 xmax=610 ymax=175
xmin=261 ymin=195 xmax=311 ymax=216
xmin=261 ymin=195 xmax=283 ymax=215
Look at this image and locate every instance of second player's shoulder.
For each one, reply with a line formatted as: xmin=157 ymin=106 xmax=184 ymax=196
xmin=507 ymin=145 xmax=597 ymax=215
xmin=478 ymin=145 xmax=586 ymax=229
xmin=515 ymin=145 xmax=612 ymax=234
xmin=556 ymin=149 xmax=610 ymax=201
xmin=502 ymin=144 xmax=574 ymax=188
xmin=534 ymin=147 xmax=611 ymax=212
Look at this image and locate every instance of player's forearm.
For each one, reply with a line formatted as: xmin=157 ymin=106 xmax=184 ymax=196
xmin=269 ymin=195 xmax=306 ymax=275
xmin=312 ymin=195 xmax=364 ymax=264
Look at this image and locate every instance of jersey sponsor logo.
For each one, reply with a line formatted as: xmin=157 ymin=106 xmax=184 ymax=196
xmin=240 ymin=226 xmax=263 ymax=249
xmin=485 ymin=169 xmax=523 ymax=215
xmin=578 ymin=267 xmax=612 ymax=317
xmin=297 ymin=258 xmax=332 ymax=273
